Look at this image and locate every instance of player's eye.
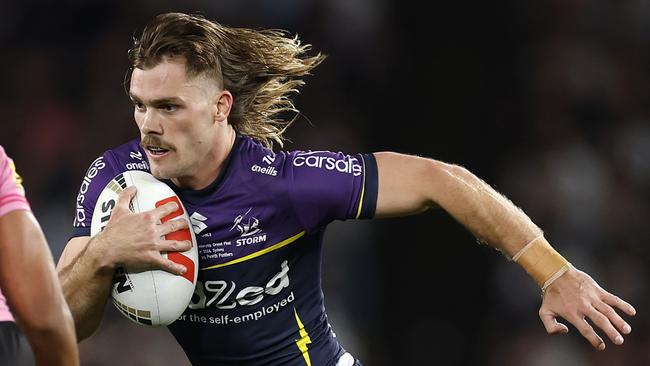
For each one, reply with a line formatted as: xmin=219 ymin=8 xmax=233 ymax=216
xmin=133 ymin=101 xmax=145 ymax=112
xmin=162 ymin=104 xmax=178 ymax=112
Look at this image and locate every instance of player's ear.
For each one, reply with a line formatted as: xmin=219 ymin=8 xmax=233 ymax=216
xmin=214 ymin=90 xmax=232 ymax=123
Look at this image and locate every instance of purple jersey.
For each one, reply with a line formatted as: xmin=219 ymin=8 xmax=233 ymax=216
xmin=72 ymin=135 xmax=378 ymax=365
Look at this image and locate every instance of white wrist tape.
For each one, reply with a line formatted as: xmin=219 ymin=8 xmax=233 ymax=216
xmin=512 ymin=235 xmax=544 ymax=262
xmin=513 ymin=235 xmax=570 ymax=288
xmin=541 ymin=263 xmax=572 ymax=294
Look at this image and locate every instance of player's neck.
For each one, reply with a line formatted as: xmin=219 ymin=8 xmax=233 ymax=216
xmin=171 ymin=127 xmax=236 ymax=190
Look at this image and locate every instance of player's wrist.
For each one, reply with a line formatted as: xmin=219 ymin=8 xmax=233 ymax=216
xmin=87 ymin=234 xmax=118 ymax=275
xmin=512 ymin=235 xmax=571 ymax=292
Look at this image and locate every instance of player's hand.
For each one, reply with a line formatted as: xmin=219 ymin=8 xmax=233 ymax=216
xmin=92 ymin=186 xmax=192 ymax=275
xmin=538 ymin=266 xmax=636 ymax=350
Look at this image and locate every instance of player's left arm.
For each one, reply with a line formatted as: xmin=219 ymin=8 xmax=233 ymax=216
xmin=373 ymin=151 xmax=636 ymax=350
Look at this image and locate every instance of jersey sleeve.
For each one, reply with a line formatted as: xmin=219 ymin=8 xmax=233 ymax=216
xmin=286 ymin=150 xmax=378 ymax=231
xmin=0 ymin=146 xmax=31 ymax=217
xmin=71 ymin=151 xmax=120 ymax=238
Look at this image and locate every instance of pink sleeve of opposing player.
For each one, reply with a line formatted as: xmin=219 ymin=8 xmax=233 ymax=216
xmin=0 ymin=145 xmax=31 ymax=217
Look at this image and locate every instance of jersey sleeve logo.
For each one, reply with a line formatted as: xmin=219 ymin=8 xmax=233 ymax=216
xmin=74 ymin=156 xmax=107 ymax=227
xmin=292 ymin=151 xmax=362 ymax=176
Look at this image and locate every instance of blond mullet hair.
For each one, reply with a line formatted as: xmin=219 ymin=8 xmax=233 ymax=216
xmin=127 ymin=12 xmax=326 ymax=148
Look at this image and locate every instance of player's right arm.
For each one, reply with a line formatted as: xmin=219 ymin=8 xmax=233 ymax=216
xmin=56 ymin=235 xmax=113 ymax=341
xmin=57 ymin=186 xmax=191 ymax=341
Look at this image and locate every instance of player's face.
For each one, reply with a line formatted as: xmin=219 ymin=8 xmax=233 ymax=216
xmin=129 ymin=57 xmax=228 ymax=185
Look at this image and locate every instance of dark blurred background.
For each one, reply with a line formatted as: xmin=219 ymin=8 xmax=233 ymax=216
xmin=1 ymin=0 xmax=648 ymax=365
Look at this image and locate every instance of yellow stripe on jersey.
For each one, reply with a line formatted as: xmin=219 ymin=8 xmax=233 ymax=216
xmin=293 ymin=308 xmax=312 ymax=366
xmin=200 ymin=231 xmax=306 ymax=270
xmin=354 ymin=156 xmax=366 ymax=219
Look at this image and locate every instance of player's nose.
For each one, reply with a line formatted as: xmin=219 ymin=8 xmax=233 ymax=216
xmin=140 ymin=110 xmax=163 ymax=134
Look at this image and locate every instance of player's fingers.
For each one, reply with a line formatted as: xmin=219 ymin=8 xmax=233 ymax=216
xmin=587 ymin=306 xmax=624 ymax=346
xmin=152 ymin=201 xmax=180 ymax=220
xmin=115 ymin=186 xmax=137 ymax=212
xmin=595 ymin=301 xmax=632 ymax=335
xmin=158 ymin=218 xmax=189 ymax=236
xmin=158 ymin=240 xmax=192 ymax=253
xmin=602 ymin=293 xmax=637 ymax=317
xmin=155 ymin=257 xmax=187 ymax=275
xmin=539 ymin=311 xmax=569 ymax=335
xmin=572 ymin=315 xmax=606 ymax=350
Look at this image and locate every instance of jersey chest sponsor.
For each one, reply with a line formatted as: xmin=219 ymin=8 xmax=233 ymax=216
xmin=190 ymin=260 xmax=290 ymax=310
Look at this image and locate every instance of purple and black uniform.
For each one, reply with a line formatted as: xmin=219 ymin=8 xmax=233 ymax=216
xmin=72 ymin=135 xmax=378 ymax=366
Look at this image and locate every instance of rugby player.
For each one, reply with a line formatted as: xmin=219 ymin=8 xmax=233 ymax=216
xmin=0 ymin=145 xmax=79 ymax=365
xmin=56 ymin=12 xmax=636 ymax=365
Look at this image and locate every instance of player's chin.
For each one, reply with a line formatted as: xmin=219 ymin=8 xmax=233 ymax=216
xmin=149 ymin=165 xmax=172 ymax=180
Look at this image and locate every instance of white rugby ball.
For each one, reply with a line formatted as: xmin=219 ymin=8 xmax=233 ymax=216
xmin=90 ymin=170 xmax=198 ymax=327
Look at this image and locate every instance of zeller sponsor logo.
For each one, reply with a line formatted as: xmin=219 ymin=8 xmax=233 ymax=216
xmin=75 ymin=156 xmax=106 ymax=226
xmin=180 ymin=291 xmax=295 ymax=325
xmin=189 ymin=260 xmax=290 ymax=310
xmin=293 ymin=152 xmax=362 ymax=176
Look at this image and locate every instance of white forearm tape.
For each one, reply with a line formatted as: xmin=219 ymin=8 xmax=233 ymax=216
xmin=512 ymin=235 xmax=570 ymax=289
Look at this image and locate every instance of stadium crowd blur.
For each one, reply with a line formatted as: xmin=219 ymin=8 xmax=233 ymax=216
xmin=1 ymin=1 xmax=648 ymax=365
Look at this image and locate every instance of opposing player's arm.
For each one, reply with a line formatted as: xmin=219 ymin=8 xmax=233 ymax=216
xmin=0 ymin=210 xmax=79 ymax=365
xmin=373 ymin=151 xmax=636 ymax=350
xmin=57 ymin=186 xmax=191 ymax=341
